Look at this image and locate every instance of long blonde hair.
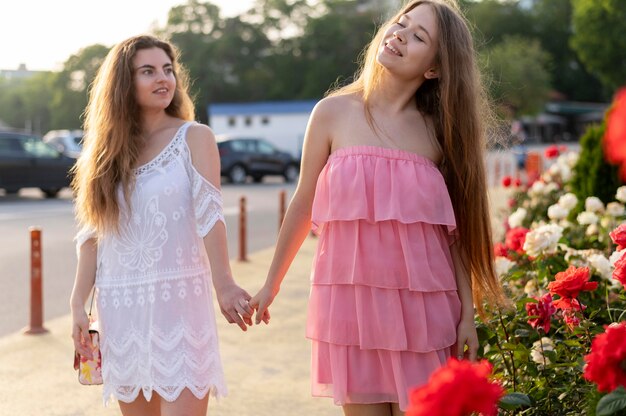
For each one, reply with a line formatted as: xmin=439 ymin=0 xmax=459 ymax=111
xmin=329 ymin=0 xmax=504 ymax=313
xmin=72 ymin=35 xmax=195 ymax=235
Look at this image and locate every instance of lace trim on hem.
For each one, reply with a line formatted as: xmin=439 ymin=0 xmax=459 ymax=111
xmin=103 ymin=382 xmax=227 ymax=406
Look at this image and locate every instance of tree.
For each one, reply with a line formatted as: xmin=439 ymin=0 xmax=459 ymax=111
xmin=159 ymin=1 xmax=275 ymax=121
xmin=463 ymin=0 xmax=532 ymax=49
xmin=571 ymin=0 xmax=626 ymax=91
xmin=0 ymin=72 xmax=55 ymax=134
xmin=482 ymin=35 xmax=551 ymax=117
xmin=49 ymin=44 xmax=110 ymax=129
xmin=529 ymin=0 xmax=605 ymax=102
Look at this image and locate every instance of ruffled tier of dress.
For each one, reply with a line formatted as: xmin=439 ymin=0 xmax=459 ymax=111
xmin=307 ymin=146 xmax=461 ymax=411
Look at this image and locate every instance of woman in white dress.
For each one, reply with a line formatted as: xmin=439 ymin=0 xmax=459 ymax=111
xmin=70 ymin=35 xmax=256 ymax=416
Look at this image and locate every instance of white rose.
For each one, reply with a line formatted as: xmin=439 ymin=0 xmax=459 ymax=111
xmin=586 ymin=224 xmax=599 ymax=236
xmin=585 ymin=197 xmax=605 ymax=213
xmin=545 ymin=182 xmax=559 ymax=193
xmin=531 ymin=337 xmax=555 ymax=365
xmin=577 ymin=211 xmax=599 ymax=225
xmin=607 ymin=202 xmax=626 ymax=217
xmin=523 ymin=224 xmax=563 ymax=257
xmin=547 ymin=204 xmax=569 ymax=220
xmin=566 ymin=151 xmax=579 ymax=168
xmin=529 ymin=181 xmax=546 ymax=197
xmin=495 ymin=256 xmax=516 ymax=278
xmin=609 ymin=249 xmax=625 ymax=267
xmin=559 ymin=165 xmax=572 ymax=182
xmin=558 ymin=193 xmax=578 ymax=210
xmin=508 ymin=208 xmax=527 ymax=228
xmin=587 ymin=253 xmax=612 ymax=280
xmin=616 ymin=186 xmax=626 ymax=203
xmin=524 ymin=279 xmax=538 ymax=296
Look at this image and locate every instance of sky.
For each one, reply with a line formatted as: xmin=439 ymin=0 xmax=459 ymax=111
xmin=0 ymin=0 xmax=255 ymax=71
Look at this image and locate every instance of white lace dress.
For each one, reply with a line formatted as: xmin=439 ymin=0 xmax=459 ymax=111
xmin=75 ymin=122 xmax=227 ymax=405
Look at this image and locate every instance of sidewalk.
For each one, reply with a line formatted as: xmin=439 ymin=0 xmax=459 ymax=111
xmin=0 ymin=236 xmax=340 ymax=416
xmin=0 ymin=188 xmax=509 ymax=416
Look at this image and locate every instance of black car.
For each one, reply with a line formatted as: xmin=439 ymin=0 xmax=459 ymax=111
xmin=217 ymin=137 xmax=300 ymax=184
xmin=0 ymin=131 xmax=75 ymax=197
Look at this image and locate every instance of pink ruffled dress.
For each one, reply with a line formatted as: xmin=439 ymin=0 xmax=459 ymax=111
xmin=306 ymin=146 xmax=462 ymax=411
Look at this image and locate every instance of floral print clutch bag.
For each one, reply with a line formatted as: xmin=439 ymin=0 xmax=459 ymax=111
xmin=73 ymin=326 xmax=102 ymax=385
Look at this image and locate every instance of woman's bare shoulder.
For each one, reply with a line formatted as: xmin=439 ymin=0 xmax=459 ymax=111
xmin=313 ymin=93 xmax=362 ymax=121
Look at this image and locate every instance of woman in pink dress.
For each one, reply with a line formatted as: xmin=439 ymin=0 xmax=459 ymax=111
xmin=251 ymin=0 xmax=505 ymax=414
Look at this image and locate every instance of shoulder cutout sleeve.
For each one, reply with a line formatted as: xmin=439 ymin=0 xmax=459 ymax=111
xmin=181 ymin=128 xmax=225 ymax=238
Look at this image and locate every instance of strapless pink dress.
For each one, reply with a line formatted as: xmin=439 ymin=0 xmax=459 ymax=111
xmin=306 ymin=146 xmax=461 ymax=411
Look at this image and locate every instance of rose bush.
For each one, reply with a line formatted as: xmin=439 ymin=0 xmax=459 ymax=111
xmin=478 ymin=157 xmax=626 ymax=414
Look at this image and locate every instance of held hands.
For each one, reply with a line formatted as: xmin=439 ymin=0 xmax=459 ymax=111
xmin=72 ymin=310 xmax=93 ymax=360
xmin=455 ymin=318 xmax=479 ymax=361
xmin=215 ymin=283 xmax=254 ymax=331
xmin=249 ymin=284 xmax=275 ymax=325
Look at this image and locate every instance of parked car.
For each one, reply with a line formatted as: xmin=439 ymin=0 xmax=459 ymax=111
xmin=0 ymin=131 xmax=75 ymax=197
xmin=216 ymin=136 xmax=300 ymax=184
xmin=42 ymin=129 xmax=83 ymax=158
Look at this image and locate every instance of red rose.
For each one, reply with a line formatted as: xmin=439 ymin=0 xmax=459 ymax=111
xmin=545 ymin=145 xmax=559 ymax=159
xmin=526 ymin=293 xmax=556 ymax=333
xmin=514 ymin=178 xmax=522 ymax=187
xmin=493 ymin=242 xmax=508 ymax=258
xmin=547 ymin=266 xmax=598 ymax=299
xmin=407 ymin=359 xmax=504 ymax=416
xmin=604 ymin=88 xmax=626 ymax=181
xmin=584 ymin=322 xmax=626 ymax=392
xmin=552 ymin=297 xmax=586 ymax=311
xmin=562 ymin=309 xmax=581 ymax=331
xmin=613 ymin=252 xmax=626 ymax=286
xmin=610 ymin=224 xmax=626 ymax=251
xmin=505 ymin=227 xmax=529 ymax=254
xmin=502 ymin=176 xmax=512 ymax=187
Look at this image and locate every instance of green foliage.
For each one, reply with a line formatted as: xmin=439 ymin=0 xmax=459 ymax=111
xmin=570 ymin=123 xmax=622 ymax=205
xmin=571 ymin=0 xmax=626 ymax=91
xmin=482 ymin=35 xmax=552 ymax=116
xmin=529 ymin=0 xmax=606 ymax=102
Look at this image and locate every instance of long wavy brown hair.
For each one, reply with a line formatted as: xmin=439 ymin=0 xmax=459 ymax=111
xmin=72 ymin=35 xmax=195 ymax=236
xmin=329 ymin=0 xmax=504 ymax=313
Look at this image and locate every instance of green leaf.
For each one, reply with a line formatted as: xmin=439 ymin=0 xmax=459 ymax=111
xmin=499 ymin=392 xmax=532 ymax=410
xmin=597 ymin=387 xmax=626 ymax=416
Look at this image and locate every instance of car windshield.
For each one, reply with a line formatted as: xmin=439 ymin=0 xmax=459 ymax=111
xmin=23 ymin=138 xmax=60 ymax=158
xmin=73 ymin=136 xmax=83 ymax=146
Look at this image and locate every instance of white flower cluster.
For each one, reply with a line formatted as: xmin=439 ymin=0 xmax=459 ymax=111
xmin=542 ymin=151 xmax=578 ymax=183
xmin=495 ymin=256 xmax=516 ymax=278
xmin=508 ymin=207 xmax=527 ymax=228
xmin=547 ymin=192 xmax=578 ymax=221
xmin=523 ymin=224 xmax=563 ymax=257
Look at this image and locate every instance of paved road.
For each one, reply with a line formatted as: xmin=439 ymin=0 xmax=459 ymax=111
xmin=0 ymin=179 xmax=295 ymax=337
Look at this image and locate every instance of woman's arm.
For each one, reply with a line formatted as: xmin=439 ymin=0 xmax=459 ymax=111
xmin=70 ymin=238 xmax=97 ymax=358
xmin=450 ymin=242 xmax=479 ymax=361
xmin=186 ymin=124 xmax=254 ymax=331
xmin=249 ymin=98 xmax=337 ymax=324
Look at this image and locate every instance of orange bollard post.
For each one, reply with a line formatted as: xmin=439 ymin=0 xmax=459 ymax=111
xmin=278 ymin=190 xmax=286 ymax=234
xmin=525 ymin=151 xmax=543 ymax=182
xmin=24 ymin=227 xmax=48 ymax=335
xmin=238 ymin=196 xmax=248 ymax=262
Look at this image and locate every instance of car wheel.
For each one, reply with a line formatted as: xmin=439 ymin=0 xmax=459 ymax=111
xmin=228 ymin=164 xmax=247 ymax=184
xmin=283 ymin=164 xmax=299 ymax=183
xmin=252 ymin=174 xmax=264 ymax=183
xmin=42 ymin=188 xmax=60 ymax=198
